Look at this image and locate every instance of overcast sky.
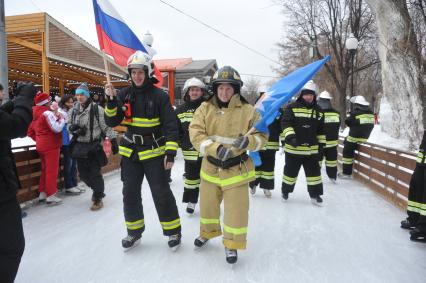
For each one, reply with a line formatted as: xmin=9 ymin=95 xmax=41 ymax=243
xmin=5 ymin=0 xmax=286 ymax=88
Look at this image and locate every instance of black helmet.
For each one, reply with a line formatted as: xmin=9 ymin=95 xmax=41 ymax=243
xmin=211 ymin=66 xmax=243 ymax=94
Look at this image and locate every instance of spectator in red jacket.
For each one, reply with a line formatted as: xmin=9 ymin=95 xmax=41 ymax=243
xmin=28 ymin=92 xmax=66 ymax=205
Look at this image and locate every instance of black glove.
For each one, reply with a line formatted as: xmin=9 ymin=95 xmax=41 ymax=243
xmin=286 ymin=136 xmax=298 ymax=147
xmin=15 ymin=82 xmax=37 ymax=100
xmin=111 ymin=138 xmax=119 ymax=155
xmin=217 ymin=145 xmax=233 ymax=161
xmin=232 ymin=134 xmax=249 ymax=150
xmin=69 ymin=125 xmax=87 ymax=136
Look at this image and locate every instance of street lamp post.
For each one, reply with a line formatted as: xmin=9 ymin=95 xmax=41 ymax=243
xmin=345 ymin=33 xmax=359 ymax=98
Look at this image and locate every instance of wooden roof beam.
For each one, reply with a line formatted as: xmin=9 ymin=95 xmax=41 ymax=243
xmin=8 ymin=36 xmax=42 ymax=53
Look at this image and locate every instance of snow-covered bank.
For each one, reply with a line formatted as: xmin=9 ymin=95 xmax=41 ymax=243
xmin=15 ymin=152 xmax=426 ymax=283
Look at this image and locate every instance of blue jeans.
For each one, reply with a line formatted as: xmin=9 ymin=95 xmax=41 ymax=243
xmin=62 ymin=145 xmax=78 ymax=189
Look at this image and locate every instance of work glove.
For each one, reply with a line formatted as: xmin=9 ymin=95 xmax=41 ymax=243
xmin=232 ymin=134 xmax=249 ymax=150
xmin=286 ymin=136 xmax=298 ymax=147
xmin=217 ymin=145 xmax=233 ymax=161
xmin=111 ymin=138 xmax=119 ymax=155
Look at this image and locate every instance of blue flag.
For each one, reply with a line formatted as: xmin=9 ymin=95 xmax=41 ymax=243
xmin=254 ymin=56 xmax=331 ymax=133
xmin=249 ymin=56 xmax=331 ymax=166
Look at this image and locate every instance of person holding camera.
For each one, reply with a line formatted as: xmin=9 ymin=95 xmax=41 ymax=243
xmin=27 ymin=92 xmax=67 ymax=206
xmin=0 ymin=82 xmax=37 ymax=283
xmin=69 ymin=83 xmax=118 ymax=211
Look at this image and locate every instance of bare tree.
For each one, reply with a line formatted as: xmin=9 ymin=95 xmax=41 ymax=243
xmin=275 ymin=0 xmax=379 ymax=124
xmin=241 ymin=76 xmax=262 ymax=105
xmin=366 ymin=0 xmax=425 ymax=146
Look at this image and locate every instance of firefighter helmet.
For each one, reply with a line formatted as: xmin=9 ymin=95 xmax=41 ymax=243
xmin=301 ymin=80 xmax=317 ymax=94
xmin=182 ymin=77 xmax=206 ymax=96
xmin=211 ymin=66 xmax=243 ymax=93
xmin=350 ymin=95 xmax=370 ymax=106
xmin=319 ymin=90 xmax=332 ymax=100
xmin=127 ymin=50 xmax=155 ymax=79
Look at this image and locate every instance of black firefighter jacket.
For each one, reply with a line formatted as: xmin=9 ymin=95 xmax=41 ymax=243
xmin=280 ymin=97 xmax=326 ymax=155
xmin=104 ymin=84 xmax=179 ymax=162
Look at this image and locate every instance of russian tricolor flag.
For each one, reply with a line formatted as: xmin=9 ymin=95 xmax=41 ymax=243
xmin=92 ymin=0 xmax=163 ymax=86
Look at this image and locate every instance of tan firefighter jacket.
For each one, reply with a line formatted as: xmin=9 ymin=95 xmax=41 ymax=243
xmin=189 ymin=94 xmax=268 ymax=190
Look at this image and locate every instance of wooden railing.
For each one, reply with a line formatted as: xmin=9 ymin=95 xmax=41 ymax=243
xmin=13 ymin=142 xmax=121 ymax=204
xmin=337 ymin=137 xmax=416 ymax=209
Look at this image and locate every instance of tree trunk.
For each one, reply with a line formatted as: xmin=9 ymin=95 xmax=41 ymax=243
xmin=366 ymin=0 xmax=425 ymax=147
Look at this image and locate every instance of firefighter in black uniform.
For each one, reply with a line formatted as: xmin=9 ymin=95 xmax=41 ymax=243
xmin=280 ymin=80 xmax=326 ymax=205
xmin=104 ymin=51 xmax=181 ymax=251
xmin=0 ymin=83 xmax=37 ymax=283
xmin=339 ymin=95 xmax=374 ymax=178
xmin=317 ymin=90 xmax=340 ymax=182
xmin=249 ymin=92 xmax=281 ymax=198
xmin=401 ymin=130 xmax=426 ymax=242
xmin=175 ymin=77 xmax=206 ymax=214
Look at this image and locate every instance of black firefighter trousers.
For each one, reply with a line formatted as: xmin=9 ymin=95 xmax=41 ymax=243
xmin=0 ymin=198 xmax=25 ymax=283
xmin=182 ymin=158 xmax=202 ymax=203
xmin=121 ymin=156 xmax=181 ymax=237
xmin=250 ymin=150 xmax=276 ymax=190
xmin=319 ymin=146 xmax=338 ymax=180
xmin=281 ymin=153 xmax=323 ymax=198
xmin=342 ymin=140 xmax=358 ymax=175
xmin=407 ymin=164 xmax=426 ymax=232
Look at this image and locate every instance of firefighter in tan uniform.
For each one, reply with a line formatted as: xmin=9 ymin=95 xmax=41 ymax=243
xmin=189 ymin=66 xmax=267 ymax=264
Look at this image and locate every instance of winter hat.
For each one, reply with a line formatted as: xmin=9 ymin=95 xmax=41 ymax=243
xmin=34 ymin=91 xmax=51 ymax=106
xmin=75 ymin=83 xmax=90 ymax=97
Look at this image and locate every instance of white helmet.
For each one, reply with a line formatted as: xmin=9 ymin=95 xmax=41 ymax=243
xmin=127 ymin=50 xmax=154 ymax=78
xmin=301 ymin=80 xmax=317 ymax=94
xmin=319 ymin=91 xmax=332 ymax=100
xmin=182 ymin=77 xmax=206 ymax=95
xmin=350 ymin=95 xmax=370 ymax=106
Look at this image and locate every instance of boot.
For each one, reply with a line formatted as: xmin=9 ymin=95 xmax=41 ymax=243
xmin=194 ymin=236 xmax=209 ymax=248
xmin=263 ymin=189 xmax=272 ymax=198
xmin=90 ymin=199 xmax=104 ymax=211
xmin=186 ymin=202 xmax=196 ymax=214
xmin=225 ymin=247 xmax=238 ymax=264
xmin=122 ymin=234 xmax=141 ymax=250
xmin=168 ymin=234 xmax=182 ymax=251
xmin=401 ymin=219 xmax=415 ymax=230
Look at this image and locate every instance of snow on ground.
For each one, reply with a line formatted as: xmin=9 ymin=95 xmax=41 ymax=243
xmin=16 ymin=152 xmax=426 ymax=283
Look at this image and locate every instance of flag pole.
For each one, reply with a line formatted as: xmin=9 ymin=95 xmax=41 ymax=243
xmin=102 ymin=49 xmax=111 ymax=86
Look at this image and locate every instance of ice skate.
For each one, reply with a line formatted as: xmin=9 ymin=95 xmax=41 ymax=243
xmin=122 ymin=235 xmax=141 ymax=251
xmin=410 ymin=228 xmax=426 ymax=243
xmin=263 ymin=189 xmax=272 ymax=198
xmin=186 ymin=202 xmax=196 ymax=214
xmin=281 ymin=192 xmax=289 ymax=202
xmin=46 ymin=194 xmax=62 ymax=206
xmin=249 ymin=183 xmax=257 ymax=195
xmin=65 ymin=187 xmax=81 ymax=195
xmin=168 ymin=234 xmax=182 ymax=251
xmin=311 ymin=196 xmax=323 ymax=206
xmin=225 ymin=247 xmax=238 ymax=264
xmin=194 ymin=236 xmax=209 ymax=249
xmin=401 ymin=219 xmax=415 ymax=230
xmin=338 ymin=172 xmax=352 ymax=179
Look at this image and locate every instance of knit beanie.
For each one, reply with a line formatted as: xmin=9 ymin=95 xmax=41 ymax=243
xmin=75 ymin=83 xmax=90 ymax=97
